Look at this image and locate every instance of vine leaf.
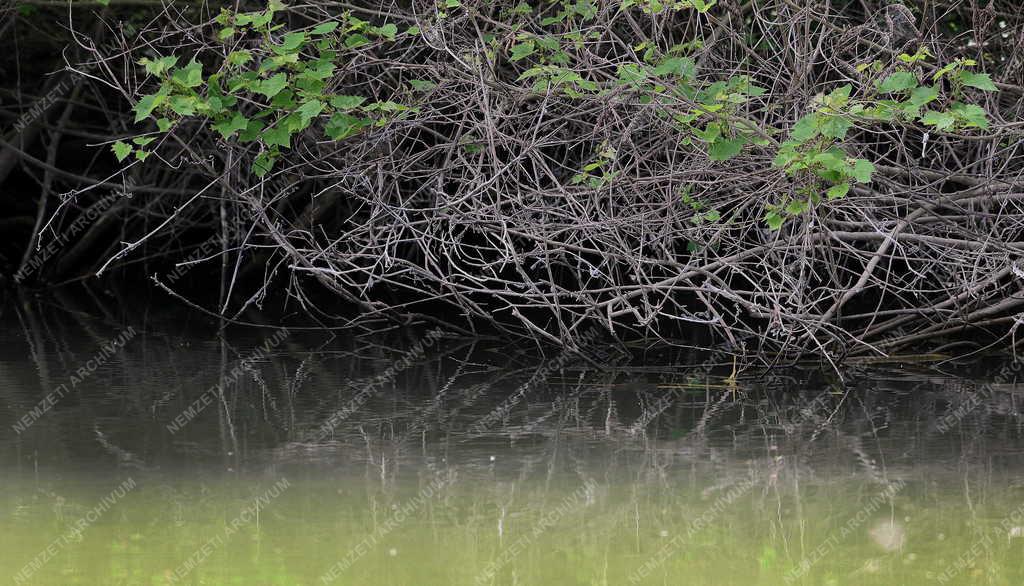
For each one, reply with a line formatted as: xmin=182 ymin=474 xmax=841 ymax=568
xmin=708 ymin=137 xmax=745 ymax=161
xmin=510 ymin=41 xmax=535 ymax=62
xmin=920 ymin=110 xmax=956 ymax=131
xmin=171 ymin=60 xmax=204 ymax=88
xmin=213 ymin=113 xmax=250 ymax=138
xmin=263 ymin=125 xmax=292 ymax=148
xmin=907 ymin=85 xmax=939 ymax=108
xmin=330 ymin=95 xmax=366 ymax=110
xmin=951 ymin=103 xmax=989 ymax=129
xmin=376 ymin=24 xmax=398 ymax=40
xmin=133 ymin=89 xmax=168 ymax=122
xmin=139 ymin=55 xmax=178 ymax=77
xmin=273 ymin=31 xmax=306 ymax=54
xmin=876 ymin=72 xmax=917 ymax=94
xmin=112 ymin=141 xmax=132 ymax=162
xmin=820 ymin=116 xmax=852 ymax=140
xmin=325 ymin=113 xmax=370 ymax=140
xmin=252 ymin=151 xmax=276 ymax=177
xmin=311 ymin=21 xmax=339 ymax=35
xmin=255 ymin=73 xmax=288 ymax=99
xmin=297 ymin=99 xmax=325 ymax=124
xmin=851 ymin=159 xmax=875 ymax=183
xmin=826 ymin=183 xmax=850 ymax=200
xmin=959 ymin=72 xmax=998 ymax=92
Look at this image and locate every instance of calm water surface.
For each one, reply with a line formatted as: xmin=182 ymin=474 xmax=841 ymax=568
xmin=1 ymin=303 xmax=1023 ymax=585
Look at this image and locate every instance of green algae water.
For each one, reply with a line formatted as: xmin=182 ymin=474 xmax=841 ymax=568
xmin=2 ymin=305 xmax=1024 ymax=585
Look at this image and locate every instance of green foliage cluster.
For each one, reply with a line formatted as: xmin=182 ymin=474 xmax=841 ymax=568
xmin=113 ymin=1 xmax=998 ymax=229
xmin=768 ymin=50 xmax=996 ymax=229
xmin=114 ymin=0 xmax=421 ymax=176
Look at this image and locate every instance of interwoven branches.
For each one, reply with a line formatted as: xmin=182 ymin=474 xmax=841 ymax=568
xmin=77 ymin=0 xmax=1024 ymax=358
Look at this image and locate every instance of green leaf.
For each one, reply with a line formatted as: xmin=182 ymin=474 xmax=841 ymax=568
xmin=773 ymin=145 xmax=799 ymax=168
xmin=652 ymin=56 xmax=696 ymax=79
xmin=876 ymin=72 xmax=917 ymax=94
xmin=280 ymin=112 xmax=305 ymax=133
xmin=171 ymin=60 xmax=204 ymax=88
xmin=812 ymin=149 xmax=845 ymax=172
xmin=790 ymin=114 xmax=819 ymax=143
xmin=445 ymin=0 xmax=461 ymax=7
xmin=932 ymin=62 xmax=957 ymax=81
xmin=203 ymin=96 xmax=225 ymax=115
xmin=365 ymin=100 xmax=411 ymax=114
xmin=218 ymin=27 xmax=236 ymax=41
xmin=329 ymin=95 xmax=366 ymax=110
xmin=765 ymin=210 xmax=784 ymax=231
xmin=907 ymin=84 xmax=939 ymax=108
xmin=819 ymin=115 xmax=852 ymax=140
xmin=274 ymin=31 xmax=307 ymax=54
xmin=301 ymin=59 xmax=336 ymax=81
xmin=695 ymin=122 xmax=722 ymax=143
xmin=252 ymin=151 xmax=277 ymax=177
xmin=375 ymin=23 xmax=398 ymax=40
xmin=826 ymin=183 xmax=850 ymax=200
xmin=509 ymin=41 xmax=535 ymax=62
xmin=707 ymin=137 xmax=745 ymax=161
xmin=325 ymin=113 xmax=369 ymax=140
xmin=950 ymin=102 xmax=989 ymax=129
xmin=850 ymin=159 xmax=875 ymax=183
xmin=255 ymin=73 xmax=288 ymax=99
xmin=823 ymin=84 xmax=852 ymax=109
xmin=212 ymin=113 xmax=250 ymax=138
xmin=408 ymin=79 xmax=437 ymax=91
xmin=238 ymin=120 xmax=266 ymax=143
xmin=227 ymin=50 xmax=253 ymax=67
xmin=517 ymin=66 xmax=548 ymax=81
xmin=959 ymin=71 xmax=998 ymax=92
xmin=297 ymin=99 xmax=325 ymax=123
xmin=862 ymin=101 xmax=899 ymax=122
xmin=156 ymin=118 xmax=172 ymax=132
xmin=247 ymin=11 xmax=273 ymax=29
xmin=616 ymin=63 xmax=647 ymax=86
xmin=131 ymin=136 xmax=156 ymax=146
xmin=785 ymin=199 xmax=808 ymax=215
xmin=920 ymin=110 xmax=956 ymax=131
xmin=262 ymin=125 xmax=292 ymax=148
xmin=133 ymin=91 xmax=167 ymax=122
xmin=111 ymin=141 xmax=132 ymax=162
xmin=134 ymin=150 xmax=150 ymax=161
xmin=139 ymin=55 xmax=178 ymax=77
xmin=311 ymin=21 xmax=339 ymax=35
xmin=271 ymin=89 xmax=296 ymax=108
xmin=168 ymin=95 xmax=198 ymax=116
xmin=345 ymin=34 xmax=371 ymax=48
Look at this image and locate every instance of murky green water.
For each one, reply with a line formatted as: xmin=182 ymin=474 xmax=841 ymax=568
xmin=2 ymin=301 xmax=1024 ymax=585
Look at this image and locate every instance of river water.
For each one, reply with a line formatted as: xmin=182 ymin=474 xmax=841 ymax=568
xmin=1 ymin=302 xmax=1023 ymax=585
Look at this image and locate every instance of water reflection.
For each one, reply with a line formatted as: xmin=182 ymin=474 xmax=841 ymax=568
xmin=1 ymin=298 xmax=1024 ymax=585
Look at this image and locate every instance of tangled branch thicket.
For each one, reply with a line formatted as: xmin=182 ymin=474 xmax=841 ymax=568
xmin=49 ymin=0 xmax=1024 ymax=356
